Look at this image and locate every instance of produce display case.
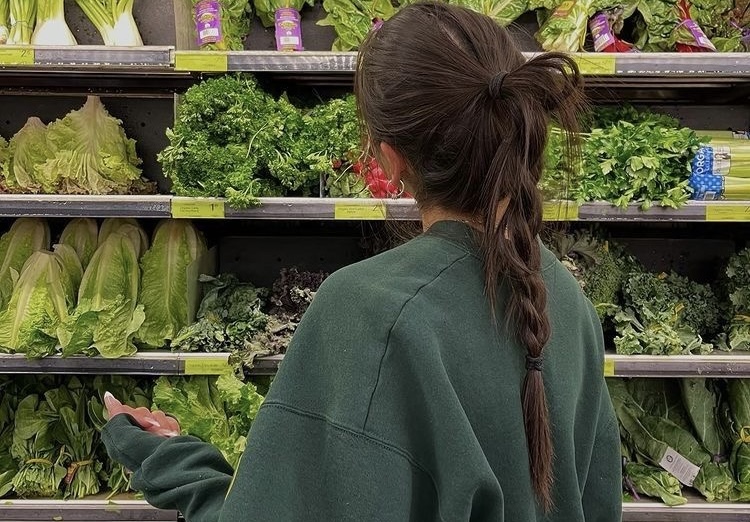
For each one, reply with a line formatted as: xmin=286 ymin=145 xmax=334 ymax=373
xmin=0 ymin=0 xmax=750 ymax=520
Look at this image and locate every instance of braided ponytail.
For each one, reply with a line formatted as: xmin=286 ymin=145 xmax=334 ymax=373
xmin=479 ymin=54 xmax=583 ymax=511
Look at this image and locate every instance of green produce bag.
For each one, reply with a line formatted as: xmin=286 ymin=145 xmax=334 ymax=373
xmin=610 ymin=380 xmax=736 ymax=502
xmin=728 ymin=380 xmax=750 ymax=487
xmin=624 ymin=462 xmax=688 ymax=506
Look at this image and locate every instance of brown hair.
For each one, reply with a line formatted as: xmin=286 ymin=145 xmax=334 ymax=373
xmin=355 ymin=2 xmax=584 ymax=511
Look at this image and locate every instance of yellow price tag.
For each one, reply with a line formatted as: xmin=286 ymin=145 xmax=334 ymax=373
xmin=174 ymin=51 xmax=228 ymax=72
xmin=172 ymin=198 xmax=225 ymax=219
xmin=543 ymin=201 xmax=579 ymax=221
xmin=184 ymin=358 xmax=231 ymax=375
xmin=0 ymin=47 xmax=34 ymax=65
xmin=603 ymin=359 xmax=615 ymax=377
xmin=334 ymin=201 xmax=386 ymax=220
xmin=705 ymin=204 xmax=750 ymax=222
xmin=571 ymin=54 xmax=616 ymax=76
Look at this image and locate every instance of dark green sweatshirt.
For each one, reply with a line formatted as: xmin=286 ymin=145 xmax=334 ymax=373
xmin=102 ymin=220 xmax=621 ymax=522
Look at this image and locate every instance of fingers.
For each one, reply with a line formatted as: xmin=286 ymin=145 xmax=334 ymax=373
xmin=103 ymin=391 xmax=127 ymax=418
xmin=147 ymin=410 xmax=180 ymax=438
xmin=103 ymin=392 xmax=180 ymax=438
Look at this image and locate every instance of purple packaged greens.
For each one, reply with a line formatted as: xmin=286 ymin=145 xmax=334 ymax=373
xmin=589 ymin=13 xmax=615 ymax=52
xmin=275 ymin=8 xmax=303 ymax=51
xmin=195 ymin=0 xmax=223 ymax=47
xmin=682 ymin=19 xmax=716 ymax=51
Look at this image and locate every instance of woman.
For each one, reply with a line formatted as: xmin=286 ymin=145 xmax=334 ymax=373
xmin=101 ymin=3 xmax=621 ymax=520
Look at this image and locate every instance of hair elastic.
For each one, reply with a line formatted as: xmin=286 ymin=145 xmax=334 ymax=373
xmin=488 ymin=71 xmax=508 ymax=100
xmin=525 ymin=354 xmax=543 ymax=372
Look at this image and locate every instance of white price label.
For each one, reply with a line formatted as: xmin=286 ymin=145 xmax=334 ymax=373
xmin=659 ymin=446 xmax=700 ymax=486
xmin=199 ymin=28 xmax=219 ymax=39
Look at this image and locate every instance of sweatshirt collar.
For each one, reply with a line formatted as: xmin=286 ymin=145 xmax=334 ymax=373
xmin=424 ymin=220 xmax=480 ymax=256
xmin=424 ymin=220 xmax=557 ymax=272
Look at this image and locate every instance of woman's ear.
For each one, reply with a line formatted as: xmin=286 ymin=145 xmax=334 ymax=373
xmin=379 ymin=142 xmax=407 ymax=185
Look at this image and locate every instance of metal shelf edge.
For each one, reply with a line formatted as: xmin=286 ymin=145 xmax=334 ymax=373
xmin=0 ymin=498 xmax=176 ymax=521
xmin=0 ymin=352 xmax=231 ymax=376
xmin=0 ymin=46 xmax=173 ymax=68
xmin=0 ymin=196 xmax=748 ymax=222
xmin=0 ymin=195 xmax=172 ymax=218
xmin=174 ymin=51 xmax=750 ymax=76
xmin=250 ymin=354 xmax=750 ymax=378
xmin=607 ymin=353 xmax=750 ymax=378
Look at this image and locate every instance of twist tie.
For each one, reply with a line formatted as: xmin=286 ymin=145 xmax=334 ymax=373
xmin=526 ymin=354 xmax=544 ymax=372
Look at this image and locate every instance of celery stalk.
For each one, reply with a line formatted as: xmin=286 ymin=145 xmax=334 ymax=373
xmin=75 ymin=0 xmax=142 ymax=46
xmin=32 ymin=0 xmax=77 ymax=45
xmin=0 ymin=0 xmax=9 ymax=44
xmin=7 ymin=0 xmax=36 ymax=45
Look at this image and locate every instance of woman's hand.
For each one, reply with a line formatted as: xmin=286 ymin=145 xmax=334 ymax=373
xmin=104 ymin=391 xmax=181 ymax=438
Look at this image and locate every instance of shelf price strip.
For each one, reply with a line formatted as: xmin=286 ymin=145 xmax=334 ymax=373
xmin=334 ymin=201 xmax=386 ymax=220
xmin=705 ymin=204 xmax=750 ymax=221
xmin=0 ymin=47 xmax=35 ymax=65
xmin=183 ymin=357 xmax=232 ymax=375
xmin=542 ymin=201 xmax=579 ymax=221
xmin=174 ymin=51 xmax=228 ymax=72
xmin=171 ymin=198 xmax=225 ymax=219
xmin=570 ymin=54 xmax=616 ymax=76
xmin=603 ymin=358 xmax=615 ymax=377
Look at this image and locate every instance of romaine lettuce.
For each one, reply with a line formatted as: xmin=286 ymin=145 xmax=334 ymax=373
xmin=58 ymin=231 xmax=144 ymax=358
xmin=0 ymin=218 xmax=50 ymax=309
xmin=138 ymin=220 xmax=206 ymax=348
xmin=0 ymin=248 xmax=77 ymax=357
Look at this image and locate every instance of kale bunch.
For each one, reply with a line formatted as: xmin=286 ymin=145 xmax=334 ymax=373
xmin=722 ymin=248 xmax=750 ymax=350
xmin=615 ymin=271 xmax=720 ymax=355
xmin=545 ymin=228 xmax=633 ymax=319
xmin=270 ymin=267 xmax=328 ymax=322
xmin=171 ymin=274 xmax=270 ymax=353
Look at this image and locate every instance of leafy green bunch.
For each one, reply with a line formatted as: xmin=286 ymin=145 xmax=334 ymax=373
xmin=159 ymin=76 xmax=365 ymax=207
xmin=722 ymin=248 xmax=750 ymax=350
xmin=615 ymin=270 xmax=720 ymax=355
xmin=580 ymin=120 xmax=701 ymax=209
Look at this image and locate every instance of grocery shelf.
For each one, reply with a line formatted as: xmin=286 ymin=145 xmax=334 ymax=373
xmin=250 ymin=353 xmax=750 ymax=378
xmin=248 ymin=354 xmax=284 ymax=375
xmin=579 ymin=201 xmax=750 ymax=222
xmin=0 ymin=496 xmax=745 ymax=521
xmin=3 ymin=196 xmax=748 ymax=222
xmin=0 ymin=46 xmax=195 ymax=94
xmin=607 ymin=353 xmax=750 ymax=378
xmin=172 ymin=51 xmax=750 ymax=76
xmin=180 ymin=198 xmax=750 ymax=222
xmin=224 ymin=197 xmax=417 ymax=220
xmin=622 ymin=497 xmax=750 ymax=521
xmin=0 ymin=46 xmax=173 ymax=68
xmin=0 ymin=352 xmax=232 ymax=376
xmin=0 ymin=497 xmax=176 ymax=521
xmin=0 ymin=195 xmax=172 ymax=218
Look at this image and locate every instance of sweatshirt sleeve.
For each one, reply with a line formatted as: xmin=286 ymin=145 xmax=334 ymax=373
xmin=101 ymin=414 xmax=234 ymax=522
xmin=101 ymin=406 xmax=438 ymax=522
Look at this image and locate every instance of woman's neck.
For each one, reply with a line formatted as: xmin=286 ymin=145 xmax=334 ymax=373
xmin=421 ymin=207 xmax=480 ymax=232
xmin=420 ymin=199 xmax=510 ymax=232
